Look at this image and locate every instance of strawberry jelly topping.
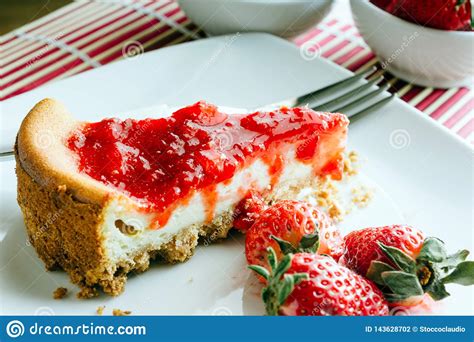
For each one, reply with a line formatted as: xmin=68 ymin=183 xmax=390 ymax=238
xmin=233 ymin=190 xmax=268 ymax=233
xmin=67 ymin=101 xmax=348 ymax=227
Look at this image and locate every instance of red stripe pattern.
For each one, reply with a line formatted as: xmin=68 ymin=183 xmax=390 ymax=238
xmin=0 ymin=1 xmax=202 ymax=100
xmin=1 ymin=1 xmax=472 ymax=142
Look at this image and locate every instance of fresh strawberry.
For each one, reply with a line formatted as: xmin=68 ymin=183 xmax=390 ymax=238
xmin=249 ymin=246 xmax=389 ymax=316
xmin=371 ymin=0 xmax=472 ymax=31
xmin=339 ymin=225 xmax=474 ymax=305
xmin=370 ymin=0 xmax=399 ymax=13
xmin=339 ymin=224 xmax=425 ymax=274
xmin=233 ymin=190 xmax=267 ymax=233
xmin=245 ymin=200 xmax=342 ymax=272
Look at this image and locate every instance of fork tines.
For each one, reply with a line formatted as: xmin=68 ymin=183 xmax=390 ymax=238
xmin=296 ymin=66 xmax=395 ymax=119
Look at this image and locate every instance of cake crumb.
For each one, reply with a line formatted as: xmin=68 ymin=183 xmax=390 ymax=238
xmin=310 ymin=151 xmax=366 ymax=223
xmin=53 ymin=287 xmax=68 ymax=299
xmin=351 ymin=186 xmax=373 ymax=208
xmin=327 ymin=201 xmax=343 ymax=222
xmin=348 ymin=151 xmax=358 ymax=163
xmin=343 ymin=151 xmax=359 ymax=177
xmin=314 ymin=177 xmax=339 ymax=209
xmin=113 ymin=309 xmax=132 ymax=316
xmin=96 ymin=306 xmax=105 ymax=315
xmin=77 ymin=287 xmax=99 ymax=299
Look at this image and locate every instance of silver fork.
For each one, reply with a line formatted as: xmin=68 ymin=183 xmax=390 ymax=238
xmin=260 ymin=66 xmax=394 ymax=115
xmin=0 ymin=67 xmax=394 ymax=161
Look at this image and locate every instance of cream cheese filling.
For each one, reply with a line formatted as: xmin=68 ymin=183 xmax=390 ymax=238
xmin=100 ymin=148 xmax=313 ymax=265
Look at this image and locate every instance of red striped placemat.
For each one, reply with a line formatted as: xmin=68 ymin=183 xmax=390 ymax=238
xmin=1 ymin=0 xmax=472 ymax=142
xmin=0 ymin=1 xmax=203 ymax=99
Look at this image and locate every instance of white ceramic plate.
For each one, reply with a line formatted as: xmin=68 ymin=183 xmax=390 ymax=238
xmin=0 ymin=33 xmax=472 ymax=315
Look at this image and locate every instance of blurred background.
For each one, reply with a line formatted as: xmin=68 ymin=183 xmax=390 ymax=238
xmin=0 ymin=0 xmax=72 ymax=34
xmin=1 ymin=0 xmax=472 ymax=114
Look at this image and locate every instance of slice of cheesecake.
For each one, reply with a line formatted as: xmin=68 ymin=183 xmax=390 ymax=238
xmin=15 ymin=99 xmax=349 ymax=297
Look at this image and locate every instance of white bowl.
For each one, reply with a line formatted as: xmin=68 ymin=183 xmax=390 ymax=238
xmin=177 ymin=0 xmax=333 ymax=39
xmin=351 ymin=0 xmax=474 ymax=88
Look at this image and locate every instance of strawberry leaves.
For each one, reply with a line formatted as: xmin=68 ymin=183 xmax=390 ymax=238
xmin=417 ymin=237 xmax=447 ymax=262
xmin=248 ymin=247 xmax=308 ymax=315
xmin=441 ymin=261 xmax=474 ymax=286
xmin=367 ymin=261 xmax=395 ymax=285
xmin=379 ymin=243 xmax=416 ymax=273
xmin=439 ymin=249 xmax=469 ymax=270
xmin=366 ymin=238 xmax=474 ymax=303
xmin=381 ymin=271 xmax=424 ymax=297
xmin=248 ymin=264 xmax=270 ymax=280
xmin=271 ymin=232 xmax=320 ymax=254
